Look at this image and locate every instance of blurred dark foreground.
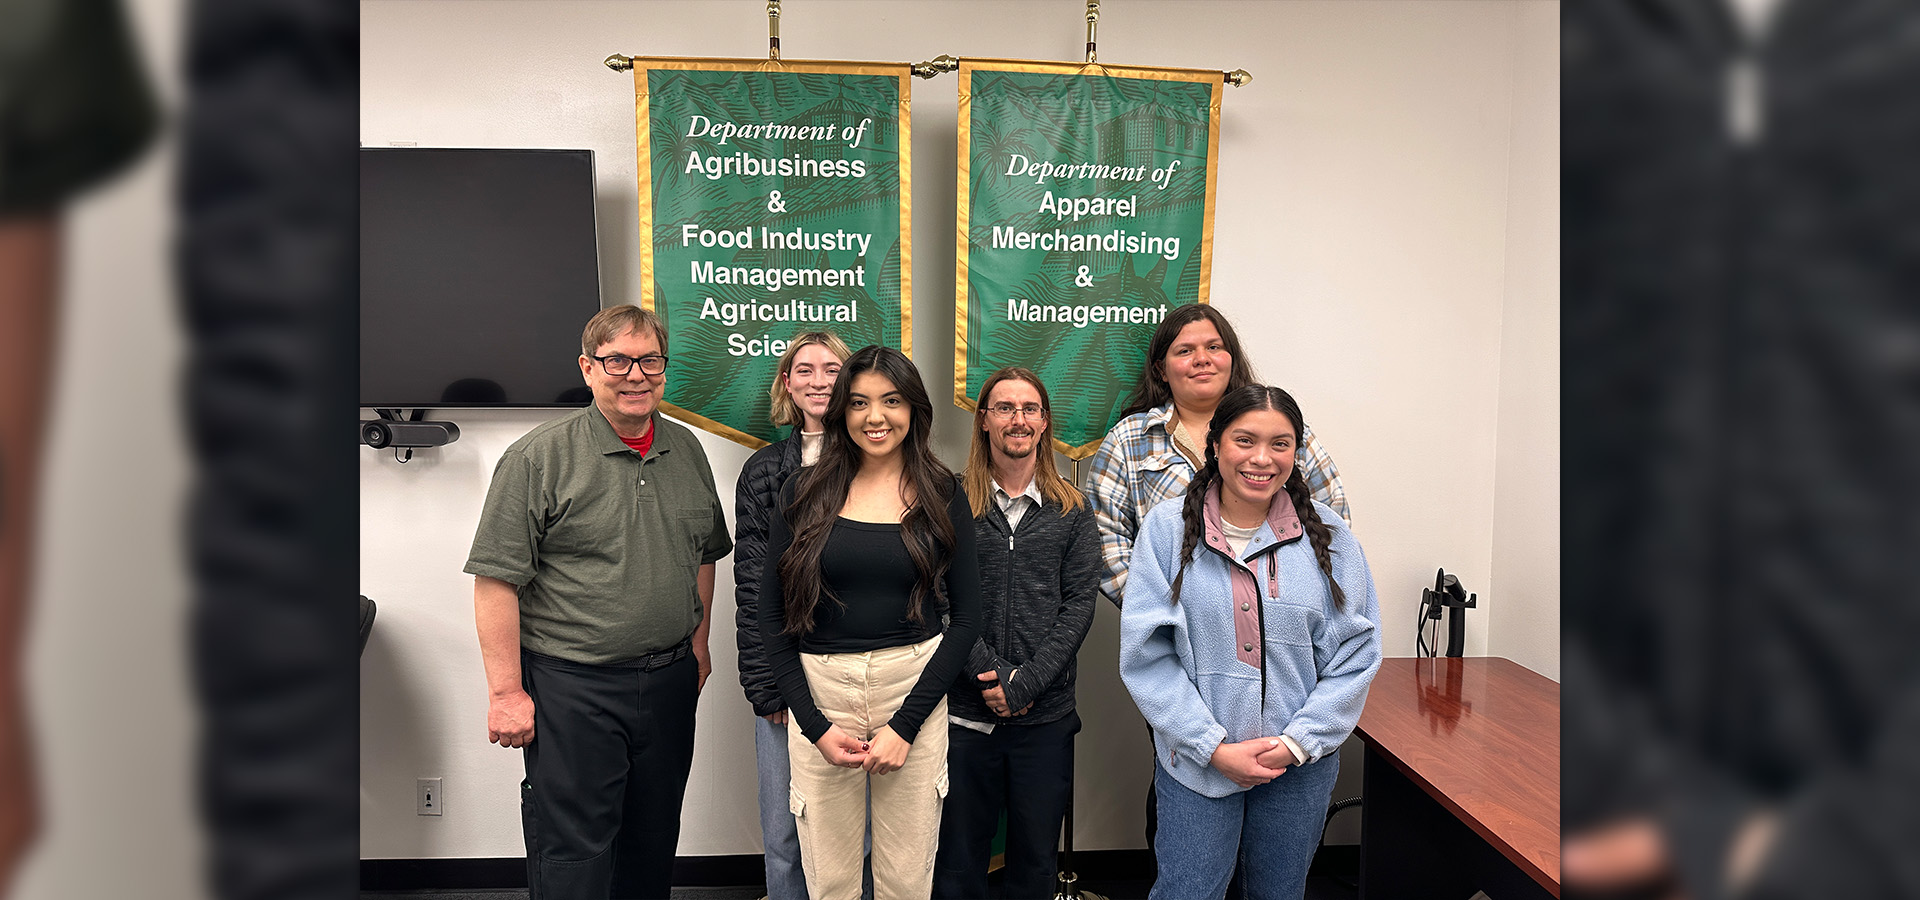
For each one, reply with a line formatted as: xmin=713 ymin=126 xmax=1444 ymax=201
xmin=4 ymin=0 xmax=355 ymax=897
xmin=1564 ymin=1 xmax=1920 ymax=898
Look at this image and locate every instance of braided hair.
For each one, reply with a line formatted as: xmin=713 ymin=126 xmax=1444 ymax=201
xmin=1168 ymin=384 xmax=1346 ymax=610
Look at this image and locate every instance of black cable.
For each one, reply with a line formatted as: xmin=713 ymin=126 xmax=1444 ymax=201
xmin=1322 ymin=796 xmax=1362 ymax=829
xmin=1317 ymin=797 xmax=1365 ymax=890
xmin=1415 ymin=591 xmax=1431 ymax=656
xmin=1415 ymin=593 xmax=1425 ymax=656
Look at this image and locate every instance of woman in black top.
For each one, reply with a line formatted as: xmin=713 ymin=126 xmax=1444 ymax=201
xmin=759 ymin=345 xmax=981 ymax=900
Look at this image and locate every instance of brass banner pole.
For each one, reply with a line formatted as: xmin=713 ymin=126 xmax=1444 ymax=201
xmin=1085 ymin=0 xmax=1099 ymax=64
xmin=602 ymin=5 xmax=1236 ymax=84
xmin=768 ymin=0 xmax=781 ymax=60
xmin=608 ymin=51 xmax=962 ymax=78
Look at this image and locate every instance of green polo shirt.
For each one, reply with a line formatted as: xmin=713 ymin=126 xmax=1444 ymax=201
xmin=464 ymin=406 xmax=733 ymax=665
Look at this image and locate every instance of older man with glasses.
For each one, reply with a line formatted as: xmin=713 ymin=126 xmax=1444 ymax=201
xmin=465 ymin=304 xmax=732 ymax=900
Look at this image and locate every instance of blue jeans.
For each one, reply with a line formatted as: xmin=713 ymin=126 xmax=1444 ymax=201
xmin=1149 ymin=751 xmax=1339 ymax=900
xmin=756 ymin=715 xmax=809 ymax=900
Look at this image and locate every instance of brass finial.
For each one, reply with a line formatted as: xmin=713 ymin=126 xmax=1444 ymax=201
xmin=1225 ymin=68 xmax=1252 ymax=87
xmin=605 ymin=54 xmax=634 ymax=72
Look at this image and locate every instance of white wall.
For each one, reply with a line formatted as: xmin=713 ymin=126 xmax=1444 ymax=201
xmin=359 ymin=0 xmax=1560 ymax=859
xmin=1487 ymin=0 xmax=1561 ymax=681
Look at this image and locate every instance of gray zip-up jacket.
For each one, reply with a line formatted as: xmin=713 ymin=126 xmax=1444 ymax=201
xmin=948 ymin=493 xmax=1101 ymax=726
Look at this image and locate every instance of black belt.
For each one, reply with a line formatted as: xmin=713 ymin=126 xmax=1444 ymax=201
xmin=639 ymin=637 xmax=693 ymax=672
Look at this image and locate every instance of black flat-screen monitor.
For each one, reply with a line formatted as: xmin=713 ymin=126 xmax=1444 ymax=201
xmin=361 ymin=147 xmax=602 ymax=408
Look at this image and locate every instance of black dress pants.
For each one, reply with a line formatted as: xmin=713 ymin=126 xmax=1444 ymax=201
xmin=932 ymin=711 xmax=1080 ymax=900
xmin=520 ymin=648 xmax=698 ymax=900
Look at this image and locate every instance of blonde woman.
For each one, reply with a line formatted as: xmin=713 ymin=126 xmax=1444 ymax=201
xmin=733 ymin=330 xmax=851 ymax=900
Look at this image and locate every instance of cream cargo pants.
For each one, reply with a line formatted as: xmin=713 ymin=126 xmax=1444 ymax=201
xmin=788 ymin=634 xmax=949 ymax=900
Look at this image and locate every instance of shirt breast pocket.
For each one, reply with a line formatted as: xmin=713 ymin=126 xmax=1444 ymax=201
xmin=1136 ymin=453 xmax=1186 ymax=508
xmin=671 ymin=506 xmax=712 ymax=566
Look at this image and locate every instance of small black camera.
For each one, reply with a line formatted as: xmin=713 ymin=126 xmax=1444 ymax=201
xmin=360 ymin=420 xmax=459 ymax=449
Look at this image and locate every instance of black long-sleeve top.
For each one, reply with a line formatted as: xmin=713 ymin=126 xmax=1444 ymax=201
xmin=758 ymin=477 xmax=981 ymax=745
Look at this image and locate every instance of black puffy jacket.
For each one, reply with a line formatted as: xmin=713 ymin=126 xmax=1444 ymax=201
xmin=733 ymin=431 xmax=804 ymax=716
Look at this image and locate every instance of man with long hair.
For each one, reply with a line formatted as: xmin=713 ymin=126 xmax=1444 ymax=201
xmin=933 ymin=368 xmax=1100 ymax=900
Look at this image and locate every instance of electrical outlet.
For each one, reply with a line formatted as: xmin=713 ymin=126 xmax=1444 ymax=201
xmin=417 ymin=778 xmax=442 ymax=816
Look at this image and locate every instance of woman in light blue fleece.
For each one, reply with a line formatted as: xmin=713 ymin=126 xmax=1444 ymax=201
xmin=1119 ymin=384 xmax=1381 ymax=899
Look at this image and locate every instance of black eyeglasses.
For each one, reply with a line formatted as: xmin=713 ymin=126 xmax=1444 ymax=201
xmin=590 ymin=354 xmax=669 ymax=376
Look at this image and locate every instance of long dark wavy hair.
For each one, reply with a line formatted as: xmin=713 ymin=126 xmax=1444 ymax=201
xmin=777 ymin=345 xmax=957 ymax=635
xmin=1118 ymin=303 xmax=1257 ymax=418
xmin=1169 ymin=384 xmax=1345 ymax=610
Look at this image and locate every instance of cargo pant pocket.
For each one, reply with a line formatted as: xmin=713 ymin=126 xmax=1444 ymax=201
xmin=522 ymin=778 xmax=614 ymax=898
xmin=928 ymin=768 xmax=950 ymax=872
xmin=785 ymin=786 xmax=812 ymax=890
xmin=532 ymin=849 xmax=612 ymax=899
xmin=520 ymin=780 xmax=540 ymax=900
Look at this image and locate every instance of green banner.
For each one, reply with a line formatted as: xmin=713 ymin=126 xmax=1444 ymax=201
xmin=956 ymin=61 xmax=1221 ymax=458
xmin=635 ymin=59 xmax=912 ymax=448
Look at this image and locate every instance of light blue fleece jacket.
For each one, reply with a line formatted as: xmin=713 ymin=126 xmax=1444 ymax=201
xmin=1119 ymin=485 xmax=1381 ymax=798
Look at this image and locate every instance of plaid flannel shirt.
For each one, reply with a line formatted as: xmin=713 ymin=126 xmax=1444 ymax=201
xmin=1084 ymin=404 xmax=1351 ymax=607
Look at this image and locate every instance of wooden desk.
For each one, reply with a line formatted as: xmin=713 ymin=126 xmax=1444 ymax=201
xmin=1355 ymin=657 xmax=1560 ymax=899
